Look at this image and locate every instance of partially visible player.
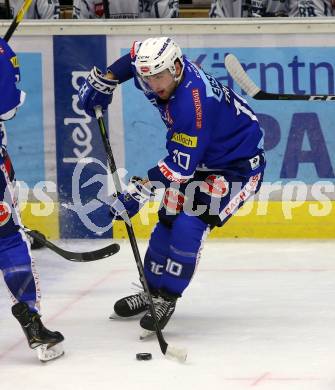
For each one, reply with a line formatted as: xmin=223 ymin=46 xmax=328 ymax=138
xmin=78 ymin=37 xmax=265 ymax=334
xmin=0 ymin=0 xmax=60 ymax=19
xmin=210 ymin=0 xmax=288 ymax=17
xmin=288 ymin=0 xmax=334 ymax=16
xmin=73 ymin=0 xmax=179 ymax=19
xmin=0 ymin=37 xmax=64 ymax=362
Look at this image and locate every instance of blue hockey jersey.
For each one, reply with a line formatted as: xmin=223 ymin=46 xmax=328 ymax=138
xmin=0 ymin=38 xmax=24 ymax=126
xmin=109 ymin=47 xmax=264 ymax=186
xmin=0 ymin=39 xmax=25 ymax=237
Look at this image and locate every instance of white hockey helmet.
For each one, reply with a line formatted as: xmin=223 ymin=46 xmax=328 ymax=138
xmin=135 ymin=37 xmax=184 ymax=82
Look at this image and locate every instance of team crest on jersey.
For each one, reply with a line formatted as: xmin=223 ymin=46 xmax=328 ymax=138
xmin=94 ymin=2 xmax=104 ymax=17
xmin=0 ymin=201 xmax=11 ymax=226
xmin=201 ymin=175 xmax=229 ymax=198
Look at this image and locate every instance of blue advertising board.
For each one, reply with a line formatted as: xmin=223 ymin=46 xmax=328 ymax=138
xmin=54 ymin=35 xmax=112 ymax=238
xmin=6 ymin=53 xmax=44 ymax=188
xmin=7 ymin=37 xmax=335 ymax=238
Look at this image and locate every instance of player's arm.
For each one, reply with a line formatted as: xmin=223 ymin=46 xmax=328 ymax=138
xmin=108 ymin=141 xmax=207 ymax=221
xmin=110 ymin=117 xmax=211 ymax=221
xmin=148 ymin=130 xmax=210 ymax=187
xmin=0 ymin=43 xmax=25 ymax=121
xmin=110 ymin=94 xmax=211 ymax=220
xmin=106 ymin=53 xmax=133 ymax=83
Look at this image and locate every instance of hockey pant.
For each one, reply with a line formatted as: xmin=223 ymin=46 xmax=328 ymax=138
xmin=0 ymin=149 xmax=40 ymax=312
xmin=143 ymin=172 xmax=263 ymax=296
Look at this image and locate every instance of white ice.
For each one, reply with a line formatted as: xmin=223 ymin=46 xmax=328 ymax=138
xmin=1 ymin=239 xmax=335 ymax=390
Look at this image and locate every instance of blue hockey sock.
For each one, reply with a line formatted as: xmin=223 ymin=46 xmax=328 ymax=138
xmin=143 ymin=222 xmax=171 ymax=291
xmin=160 ymin=213 xmax=209 ymax=295
xmin=0 ymin=231 xmax=39 ymax=312
xmin=143 ymin=214 xmax=209 ymax=297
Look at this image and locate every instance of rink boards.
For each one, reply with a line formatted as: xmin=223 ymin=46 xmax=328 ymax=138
xmin=0 ymin=20 xmax=334 ymax=239
xmin=20 ymin=200 xmax=335 ymax=239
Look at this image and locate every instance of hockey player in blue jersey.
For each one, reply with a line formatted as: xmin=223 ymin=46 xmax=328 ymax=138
xmin=0 ymin=38 xmax=64 ymax=361
xmin=78 ymin=37 xmax=266 ymax=333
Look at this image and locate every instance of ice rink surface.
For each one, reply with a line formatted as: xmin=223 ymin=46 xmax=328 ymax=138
xmin=1 ymin=239 xmax=335 ymax=390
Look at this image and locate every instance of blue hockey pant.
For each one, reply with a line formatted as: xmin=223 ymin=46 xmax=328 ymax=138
xmin=143 ymin=172 xmax=263 ymax=296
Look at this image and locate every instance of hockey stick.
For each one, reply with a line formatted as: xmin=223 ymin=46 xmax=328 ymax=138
xmin=24 ymin=227 xmax=120 ymax=262
xmin=224 ymin=53 xmax=335 ymax=101
xmin=95 ymin=107 xmax=187 ymax=363
xmin=3 ymin=0 xmax=33 ymax=42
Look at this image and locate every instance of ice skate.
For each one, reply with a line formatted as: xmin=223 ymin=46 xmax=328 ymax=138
xmin=139 ymin=292 xmax=177 ymax=336
xmin=110 ymin=290 xmax=149 ymax=319
xmin=12 ymin=302 xmax=64 ymax=362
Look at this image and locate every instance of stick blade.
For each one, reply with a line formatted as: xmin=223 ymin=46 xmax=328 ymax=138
xmin=24 ymin=228 xmax=120 ymax=262
xmin=76 ymin=243 xmax=120 ymax=261
xmin=165 ymin=345 xmax=187 ymax=363
xmin=224 ymin=54 xmax=260 ymax=97
xmin=139 ymin=329 xmax=155 ymax=340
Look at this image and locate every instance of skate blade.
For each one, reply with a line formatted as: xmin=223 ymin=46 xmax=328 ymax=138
xmin=109 ymin=312 xmax=122 ymax=320
xmin=109 ymin=312 xmax=143 ymax=320
xmin=36 ymin=342 xmax=64 ymax=362
xmin=139 ymin=329 xmax=155 ymax=340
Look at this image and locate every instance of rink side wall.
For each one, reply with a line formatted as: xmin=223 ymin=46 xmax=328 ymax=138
xmin=0 ymin=19 xmax=334 ymax=239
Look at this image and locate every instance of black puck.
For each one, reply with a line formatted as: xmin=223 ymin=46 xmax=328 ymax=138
xmin=136 ymin=353 xmax=152 ymax=361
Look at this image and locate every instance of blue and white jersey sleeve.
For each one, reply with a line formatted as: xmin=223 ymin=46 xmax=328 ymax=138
xmin=0 ymin=39 xmax=25 ymax=121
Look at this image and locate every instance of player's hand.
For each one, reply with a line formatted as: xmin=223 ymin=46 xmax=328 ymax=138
xmin=110 ymin=177 xmax=155 ymax=221
xmin=78 ymin=66 xmax=118 ymax=117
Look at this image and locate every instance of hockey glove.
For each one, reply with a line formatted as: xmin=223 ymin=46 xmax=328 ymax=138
xmin=110 ymin=177 xmax=156 ymax=221
xmin=78 ymin=67 xmax=118 ymax=117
